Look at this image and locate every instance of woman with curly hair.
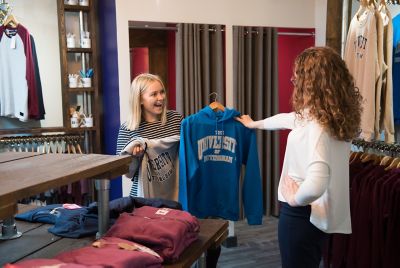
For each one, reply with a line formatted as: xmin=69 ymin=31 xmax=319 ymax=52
xmin=235 ymin=46 xmax=362 ymax=268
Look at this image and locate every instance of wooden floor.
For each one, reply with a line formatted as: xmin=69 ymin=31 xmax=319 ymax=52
xmin=218 ymin=216 xmax=281 ymax=268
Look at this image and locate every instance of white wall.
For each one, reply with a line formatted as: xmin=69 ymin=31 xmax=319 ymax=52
xmin=0 ymin=0 xmax=63 ymax=129
xmin=115 ymin=0 xmax=327 ymax=122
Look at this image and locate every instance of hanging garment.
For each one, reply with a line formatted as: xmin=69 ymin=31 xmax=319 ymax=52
xmin=325 ymin=157 xmax=400 ymax=268
xmin=121 ymin=135 xmax=180 ymax=201
xmin=378 ymin=5 xmax=394 ymax=143
xmin=344 ymin=7 xmax=379 ymax=141
xmin=30 ymin=35 xmax=45 ymax=120
xmin=179 ymin=106 xmax=263 ymax=225
xmin=0 ymin=24 xmax=43 ymax=121
xmin=116 ymin=110 xmax=183 ymax=197
xmin=392 ymin=13 xmax=400 ymax=124
xmin=374 ymin=9 xmax=388 ymax=140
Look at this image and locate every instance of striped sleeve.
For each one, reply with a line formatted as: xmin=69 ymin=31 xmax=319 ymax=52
xmin=116 ymin=110 xmax=183 ymax=154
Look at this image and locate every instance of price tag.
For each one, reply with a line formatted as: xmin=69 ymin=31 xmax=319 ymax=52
xmin=10 ymin=35 xmax=16 ymax=49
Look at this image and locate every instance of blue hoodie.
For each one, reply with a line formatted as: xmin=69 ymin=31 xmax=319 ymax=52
xmin=393 ymin=14 xmax=400 ymax=123
xmin=179 ymin=106 xmax=263 ymax=225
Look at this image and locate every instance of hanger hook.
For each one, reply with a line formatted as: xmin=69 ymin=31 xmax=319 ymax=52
xmin=209 ymin=92 xmax=218 ymax=102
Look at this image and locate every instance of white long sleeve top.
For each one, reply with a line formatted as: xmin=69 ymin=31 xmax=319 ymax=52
xmin=251 ymin=112 xmax=351 ymax=234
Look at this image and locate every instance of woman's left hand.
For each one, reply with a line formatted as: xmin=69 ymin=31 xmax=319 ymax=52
xmin=281 ymin=175 xmax=299 ymax=207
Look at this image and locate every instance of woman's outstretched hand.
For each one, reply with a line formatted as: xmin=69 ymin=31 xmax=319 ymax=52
xmin=235 ymin=114 xmax=255 ymax=128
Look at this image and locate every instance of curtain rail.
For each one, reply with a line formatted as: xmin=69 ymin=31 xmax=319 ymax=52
xmin=130 ymin=25 xmax=314 ymax=36
xmin=130 ymin=25 xmax=226 ymax=32
xmin=277 ymin=32 xmax=315 ymax=36
xmin=130 ymin=25 xmax=177 ymax=31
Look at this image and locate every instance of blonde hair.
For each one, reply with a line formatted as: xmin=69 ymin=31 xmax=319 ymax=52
xmin=126 ymin=73 xmax=167 ymax=130
xmin=291 ymin=46 xmax=363 ymax=141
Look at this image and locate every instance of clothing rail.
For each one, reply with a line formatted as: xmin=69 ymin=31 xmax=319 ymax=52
xmin=352 ymin=139 xmax=400 ymax=154
xmin=0 ymin=133 xmax=92 ymax=208
xmin=0 ymin=134 xmax=83 ymax=144
xmin=356 ymin=0 xmax=400 ymax=4
xmin=0 ymin=134 xmax=84 ymax=154
xmin=129 ymin=24 xmax=226 ymax=32
xmin=277 ymin=32 xmax=315 ymax=36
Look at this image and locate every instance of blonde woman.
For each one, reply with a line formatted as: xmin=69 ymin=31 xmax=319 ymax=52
xmin=116 ymin=73 xmax=182 ymax=198
xmin=236 ymin=47 xmax=362 ymax=268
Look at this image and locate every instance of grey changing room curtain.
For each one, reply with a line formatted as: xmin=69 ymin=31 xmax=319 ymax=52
xmin=233 ymin=26 xmax=280 ymax=216
xmin=175 ymin=23 xmax=224 ymax=116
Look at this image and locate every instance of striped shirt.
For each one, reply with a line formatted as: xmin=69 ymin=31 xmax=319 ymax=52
xmin=116 ymin=110 xmax=183 ymax=196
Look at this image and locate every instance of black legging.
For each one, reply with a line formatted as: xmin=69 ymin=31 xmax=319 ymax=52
xmin=278 ymin=202 xmax=327 ymax=268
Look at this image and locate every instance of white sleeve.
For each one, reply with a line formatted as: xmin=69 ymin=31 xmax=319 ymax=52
xmin=294 ymin=161 xmax=330 ymax=206
xmin=250 ymin=112 xmax=296 ymax=130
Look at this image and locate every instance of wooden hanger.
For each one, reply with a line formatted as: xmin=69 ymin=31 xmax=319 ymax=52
xmin=356 ymin=0 xmax=374 ymax=19
xmin=350 ymin=151 xmax=363 ymax=164
xmin=361 ymin=152 xmax=381 ymax=165
xmin=385 ymin=157 xmax=400 ymax=170
xmin=209 ymin=92 xmax=225 ymax=111
xmin=3 ymin=13 xmax=18 ymax=28
xmin=209 ymin=101 xmax=225 ymax=111
xmin=379 ymin=155 xmax=393 ymax=167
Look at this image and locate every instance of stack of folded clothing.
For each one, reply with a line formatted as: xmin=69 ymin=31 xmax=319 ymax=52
xmin=14 ymin=197 xmax=183 ymax=238
xmin=9 ymin=199 xmax=198 ymax=266
xmin=105 ymin=205 xmax=200 ymax=262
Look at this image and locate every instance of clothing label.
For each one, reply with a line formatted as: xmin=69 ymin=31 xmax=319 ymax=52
xmin=63 ymin=203 xmax=82 ymax=209
xmin=10 ymin=35 xmax=16 ymax=49
xmin=155 ymin=208 xmax=170 ymax=215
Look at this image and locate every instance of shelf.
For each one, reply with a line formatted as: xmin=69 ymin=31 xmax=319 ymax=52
xmin=0 ymin=127 xmax=69 ymax=135
xmin=0 ymin=127 xmax=97 ymax=135
xmin=67 ymin=48 xmax=92 ymax=53
xmin=64 ymin=4 xmax=90 ymax=12
xmin=67 ymin=87 xmax=95 ymax=93
xmin=57 ymin=0 xmax=101 ymax=153
xmin=65 ymin=127 xmax=96 ymax=132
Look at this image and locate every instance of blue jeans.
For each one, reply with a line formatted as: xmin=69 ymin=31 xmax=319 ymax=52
xmin=278 ymin=202 xmax=327 ymax=268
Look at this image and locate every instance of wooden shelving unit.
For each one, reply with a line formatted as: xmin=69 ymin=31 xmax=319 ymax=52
xmin=57 ymin=0 xmax=101 ymax=153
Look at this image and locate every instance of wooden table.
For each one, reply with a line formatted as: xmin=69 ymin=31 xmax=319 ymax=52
xmin=0 ymin=205 xmax=229 ymax=268
xmin=0 ymin=152 xmax=229 ymax=267
xmin=0 ymin=152 xmax=132 ymax=236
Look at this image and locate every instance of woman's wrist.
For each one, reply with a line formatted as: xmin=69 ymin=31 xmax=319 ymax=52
xmin=249 ymin=120 xmax=264 ymax=129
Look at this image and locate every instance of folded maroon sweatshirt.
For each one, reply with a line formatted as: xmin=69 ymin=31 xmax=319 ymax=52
xmin=4 ymin=259 xmax=99 ymax=268
xmin=56 ymin=236 xmax=163 ymax=268
xmin=105 ymin=205 xmax=200 ymax=261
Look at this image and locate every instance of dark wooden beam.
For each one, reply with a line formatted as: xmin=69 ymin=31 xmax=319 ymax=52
xmin=326 ymin=0 xmax=344 ymax=54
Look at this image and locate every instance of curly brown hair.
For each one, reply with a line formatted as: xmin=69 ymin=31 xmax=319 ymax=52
xmin=291 ymin=46 xmax=363 ymax=141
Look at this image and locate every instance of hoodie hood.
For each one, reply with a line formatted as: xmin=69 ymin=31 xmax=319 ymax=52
xmin=199 ymin=106 xmax=240 ymax=122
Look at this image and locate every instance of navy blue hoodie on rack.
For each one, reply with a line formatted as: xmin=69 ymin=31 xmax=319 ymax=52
xmin=179 ymin=106 xmax=263 ymax=225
